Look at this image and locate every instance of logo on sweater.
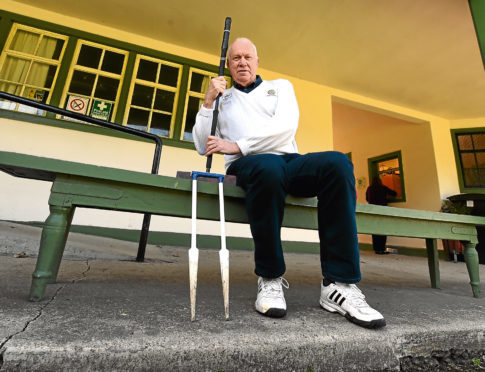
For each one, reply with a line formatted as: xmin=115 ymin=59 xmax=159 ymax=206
xmin=222 ymin=93 xmax=232 ymax=101
xmin=266 ymin=89 xmax=277 ymax=96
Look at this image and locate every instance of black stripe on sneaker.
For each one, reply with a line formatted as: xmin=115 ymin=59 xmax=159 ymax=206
xmin=334 ymin=293 xmax=342 ymax=302
xmin=329 ymin=290 xmax=338 ymax=300
xmin=338 ymin=297 xmax=346 ymax=306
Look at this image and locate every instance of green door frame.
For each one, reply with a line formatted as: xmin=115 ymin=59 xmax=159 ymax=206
xmin=368 ymin=150 xmax=406 ymax=203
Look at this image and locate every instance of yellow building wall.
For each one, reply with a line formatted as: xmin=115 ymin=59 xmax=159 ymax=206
xmin=329 ymin=94 xmax=460 ymax=201
xmin=332 ymin=102 xmax=441 ymax=210
xmin=450 ymin=117 xmax=485 ymax=129
xmin=332 ymin=102 xmax=443 ymax=249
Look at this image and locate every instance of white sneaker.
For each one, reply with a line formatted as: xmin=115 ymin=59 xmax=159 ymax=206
xmin=255 ymin=277 xmax=289 ymax=318
xmin=320 ymin=281 xmax=386 ymax=329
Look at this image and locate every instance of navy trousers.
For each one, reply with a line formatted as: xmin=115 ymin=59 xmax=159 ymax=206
xmin=227 ymin=152 xmax=361 ymax=284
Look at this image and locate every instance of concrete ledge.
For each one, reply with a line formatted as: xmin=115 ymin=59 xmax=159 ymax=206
xmin=1 ymin=222 xmax=484 ymax=371
xmin=3 ymin=327 xmax=484 ymax=371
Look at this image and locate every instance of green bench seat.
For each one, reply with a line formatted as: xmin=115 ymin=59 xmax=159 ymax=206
xmin=0 ymin=150 xmax=482 ymax=299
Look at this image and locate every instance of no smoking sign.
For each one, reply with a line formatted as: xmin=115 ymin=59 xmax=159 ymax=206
xmin=66 ymin=95 xmax=89 ymax=115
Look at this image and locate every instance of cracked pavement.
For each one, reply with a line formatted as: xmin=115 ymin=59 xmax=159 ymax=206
xmin=0 ymin=221 xmax=484 ymax=371
xmin=0 ymin=259 xmax=90 ymax=363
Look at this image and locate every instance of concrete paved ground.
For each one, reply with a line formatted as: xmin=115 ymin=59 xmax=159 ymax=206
xmin=0 ymin=221 xmax=484 ymax=371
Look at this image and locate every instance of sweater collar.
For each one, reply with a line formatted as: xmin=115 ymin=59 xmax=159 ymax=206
xmin=233 ymin=75 xmax=262 ymax=93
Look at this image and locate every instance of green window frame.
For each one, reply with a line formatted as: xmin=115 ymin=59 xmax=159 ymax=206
xmin=59 ymin=40 xmax=128 ymax=122
xmin=0 ymin=23 xmax=68 ymax=115
xmin=0 ymin=10 xmax=230 ymax=151
xmin=368 ymin=150 xmax=406 ymax=203
xmin=123 ymin=55 xmax=182 ymax=137
xmin=451 ymin=128 xmax=485 ymax=192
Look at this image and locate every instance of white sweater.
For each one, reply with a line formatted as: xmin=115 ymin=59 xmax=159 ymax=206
xmin=192 ymin=79 xmax=299 ymax=169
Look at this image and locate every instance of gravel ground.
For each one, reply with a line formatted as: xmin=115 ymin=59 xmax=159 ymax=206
xmin=399 ymin=349 xmax=485 ymax=371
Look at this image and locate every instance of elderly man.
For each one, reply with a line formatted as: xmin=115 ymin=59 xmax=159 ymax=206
xmin=192 ymin=37 xmax=385 ymax=329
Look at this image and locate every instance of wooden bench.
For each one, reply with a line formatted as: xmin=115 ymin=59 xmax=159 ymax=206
xmin=0 ymin=150 xmax=482 ymax=300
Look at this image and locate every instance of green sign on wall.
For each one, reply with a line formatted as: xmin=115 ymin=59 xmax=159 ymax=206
xmin=91 ymin=99 xmax=112 ymax=121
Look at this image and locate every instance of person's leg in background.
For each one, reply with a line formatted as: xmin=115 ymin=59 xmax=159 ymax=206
xmin=372 ymin=234 xmax=388 ymax=254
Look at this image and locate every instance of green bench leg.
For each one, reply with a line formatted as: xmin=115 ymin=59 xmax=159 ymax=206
xmin=29 ymin=205 xmax=75 ymax=302
xmin=426 ymin=238 xmax=440 ymax=289
xmin=464 ymin=242 xmax=481 ymax=298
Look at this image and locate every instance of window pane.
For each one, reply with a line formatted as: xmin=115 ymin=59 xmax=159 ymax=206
xmin=77 ymin=44 xmax=102 ymax=69
xmin=464 ymin=169 xmax=480 ymax=187
xmin=477 ymin=152 xmax=485 ymax=168
xmin=23 ymin=87 xmax=47 ymax=103
xmin=44 ymin=65 xmax=57 ymax=88
xmin=369 ymin=153 xmax=404 ymax=201
xmin=69 ymin=70 xmax=96 ymax=95
xmin=479 ymin=169 xmax=485 ymax=187
xmin=473 ymin=134 xmax=485 ymax=150
xmin=0 ymin=82 xmax=22 ymax=95
xmin=0 ymin=56 xmax=30 ymax=83
xmin=101 ymin=50 xmax=125 ymax=74
xmin=0 ymin=26 xmax=65 ymax=116
xmin=158 ymin=64 xmax=179 ymax=87
xmin=131 ymin=84 xmax=153 ymax=108
xmin=37 ymin=36 xmax=65 ymax=60
xmin=461 ymin=153 xmax=477 ymax=169
xmin=380 ymin=173 xmax=402 ymax=199
xmin=150 ymin=112 xmax=171 ymax=136
xmin=137 ymin=59 xmax=157 ymax=82
xmin=18 ymin=87 xmax=46 ymax=114
xmin=154 ymin=89 xmax=175 ymax=112
xmin=377 ymin=158 xmax=399 ymax=175
xmin=476 ymin=152 xmax=485 ymax=186
xmin=458 ymin=135 xmax=473 ymax=150
xmin=183 ymin=96 xmax=202 ymax=140
xmin=26 ymin=62 xmax=56 ymax=88
xmin=94 ymin=76 xmax=119 ymax=101
xmin=127 ymin=108 xmax=149 ymax=131
xmin=10 ymin=30 xmax=39 ymax=54
xmin=190 ymin=72 xmax=207 ymax=92
xmin=0 ymin=82 xmax=22 ymax=111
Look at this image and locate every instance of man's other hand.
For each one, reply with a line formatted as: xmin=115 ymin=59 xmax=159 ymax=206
xmin=205 ymin=136 xmax=240 ymax=156
xmin=203 ymin=77 xmax=227 ymax=108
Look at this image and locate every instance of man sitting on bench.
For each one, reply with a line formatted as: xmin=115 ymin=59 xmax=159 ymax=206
xmin=192 ymin=37 xmax=386 ymax=329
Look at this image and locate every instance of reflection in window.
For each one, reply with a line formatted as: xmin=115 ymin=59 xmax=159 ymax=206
xmin=62 ymin=41 xmax=127 ymax=122
xmin=456 ymin=132 xmax=485 ymax=188
xmin=376 ymin=157 xmax=402 ymax=199
xmin=125 ymin=55 xmax=181 ymax=137
xmin=0 ymin=24 xmax=67 ymax=115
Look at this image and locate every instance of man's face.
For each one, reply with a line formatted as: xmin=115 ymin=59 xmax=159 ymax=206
xmin=227 ymin=39 xmax=259 ymax=87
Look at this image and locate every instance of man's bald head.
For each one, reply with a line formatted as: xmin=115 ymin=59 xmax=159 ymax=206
xmin=228 ymin=38 xmax=258 ymax=60
xmin=227 ymin=37 xmax=259 ymax=87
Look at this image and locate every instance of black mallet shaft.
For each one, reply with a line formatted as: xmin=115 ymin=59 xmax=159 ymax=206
xmin=206 ymin=17 xmax=232 ymax=173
